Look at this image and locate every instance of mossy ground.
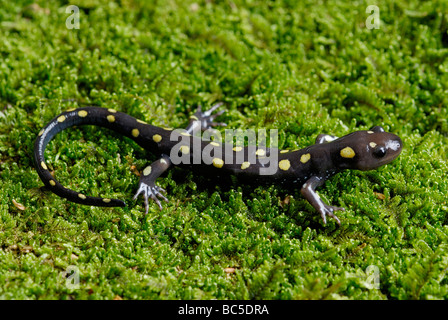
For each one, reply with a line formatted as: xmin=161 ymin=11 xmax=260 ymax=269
xmin=1 ymin=0 xmax=448 ymax=300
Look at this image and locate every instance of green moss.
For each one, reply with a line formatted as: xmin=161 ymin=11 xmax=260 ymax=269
xmin=1 ymin=0 xmax=448 ymax=300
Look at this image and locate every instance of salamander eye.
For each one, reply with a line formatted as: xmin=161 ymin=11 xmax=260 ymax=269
xmin=372 ymin=146 xmax=386 ymax=158
xmin=370 ymin=126 xmax=385 ymax=133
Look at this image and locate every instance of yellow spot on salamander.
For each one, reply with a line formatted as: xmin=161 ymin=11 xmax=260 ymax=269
xmin=163 ymin=127 xmax=173 ymax=131
xmin=300 ymin=153 xmax=311 ymax=164
xmin=160 ymin=158 xmax=167 ymax=164
xmin=212 ymin=158 xmax=224 ymax=168
xmin=340 ymin=147 xmax=356 ymax=158
xmin=132 ymin=129 xmax=140 ymax=137
xmin=143 ymin=166 xmax=152 ymax=176
xmin=180 ymin=145 xmax=190 ymax=154
xmin=137 ymin=119 xmax=147 ymax=124
xmin=108 ymin=108 xmax=117 ymax=113
xmin=78 ymin=110 xmax=88 ymax=117
xmin=255 ymin=149 xmax=266 ymax=156
xmin=66 ymin=108 xmax=76 ymax=112
xmin=280 ymin=150 xmax=289 ymax=153
xmin=103 ymin=198 xmax=111 ymax=203
xmin=41 ymin=161 xmax=48 ymax=170
xmin=49 ymin=180 xmax=56 ymax=186
xmin=153 ymin=134 xmax=162 ymax=143
xmin=279 ymin=159 xmax=291 ymax=171
xmin=367 ymin=130 xmax=374 ymax=134
xmin=57 ymin=115 xmax=66 ymax=123
xmin=190 ymin=115 xmax=198 ymax=120
xmin=369 ymin=142 xmax=377 ymax=148
xmin=241 ymin=162 xmax=250 ymax=170
xmin=78 ymin=194 xmax=86 ymax=200
xmin=233 ymin=146 xmax=243 ymax=152
xmin=107 ymin=115 xmax=115 ymax=123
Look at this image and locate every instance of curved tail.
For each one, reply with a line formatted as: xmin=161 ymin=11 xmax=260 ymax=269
xmin=34 ymin=107 xmax=158 ymax=207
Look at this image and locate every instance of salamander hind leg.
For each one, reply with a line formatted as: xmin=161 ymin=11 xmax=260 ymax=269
xmin=133 ymin=154 xmax=172 ymax=214
xmin=188 ymin=102 xmax=227 ymax=132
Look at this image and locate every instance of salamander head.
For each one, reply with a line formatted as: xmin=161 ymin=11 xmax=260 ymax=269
xmin=335 ymin=126 xmax=402 ymax=171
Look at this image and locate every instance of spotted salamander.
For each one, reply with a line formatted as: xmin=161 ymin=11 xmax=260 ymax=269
xmin=34 ymin=104 xmax=402 ymax=224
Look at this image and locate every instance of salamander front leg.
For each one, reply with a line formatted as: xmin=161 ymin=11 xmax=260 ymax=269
xmin=300 ymin=176 xmax=345 ymax=225
xmin=315 ymin=134 xmax=339 ymax=144
xmin=133 ymin=154 xmax=172 ymax=214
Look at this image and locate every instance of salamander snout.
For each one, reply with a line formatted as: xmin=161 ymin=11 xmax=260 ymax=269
xmin=357 ymin=130 xmax=403 ymax=171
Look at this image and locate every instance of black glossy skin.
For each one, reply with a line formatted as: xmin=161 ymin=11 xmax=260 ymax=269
xmin=34 ymin=106 xmax=402 ymax=225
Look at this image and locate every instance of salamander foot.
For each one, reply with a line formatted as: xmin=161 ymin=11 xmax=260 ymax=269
xmin=133 ymin=182 xmax=168 ymax=214
xmin=192 ymin=102 xmax=227 ymax=130
xmin=318 ymin=205 xmax=345 ymax=225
